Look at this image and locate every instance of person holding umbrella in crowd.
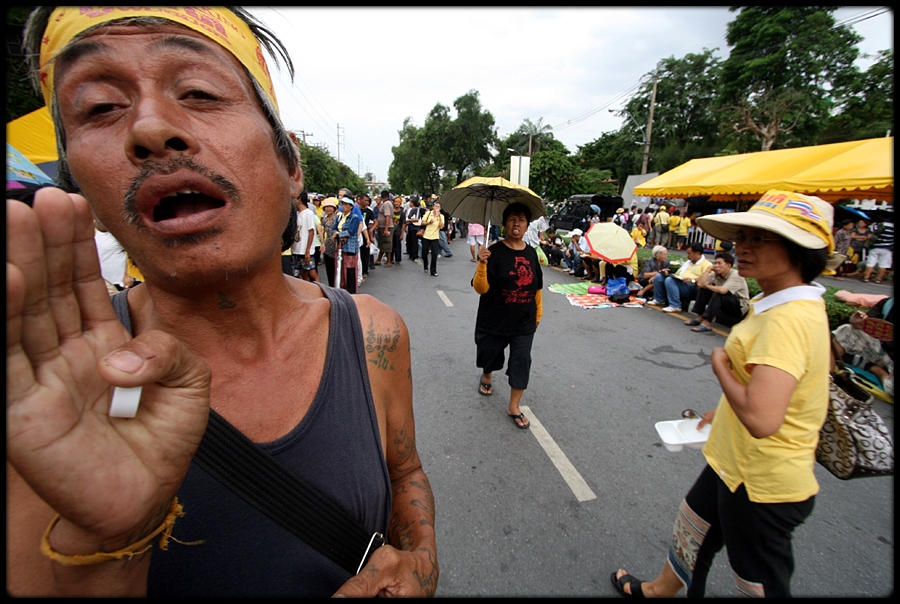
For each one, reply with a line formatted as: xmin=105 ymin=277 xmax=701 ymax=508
xmin=471 ymin=202 xmax=543 ymax=430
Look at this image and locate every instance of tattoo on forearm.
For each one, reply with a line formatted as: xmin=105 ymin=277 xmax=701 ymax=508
xmin=216 ymin=291 xmax=237 ymax=309
xmin=415 ymin=547 xmax=439 ymax=596
xmin=366 ymin=317 xmax=400 ymax=371
xmin=392 ymin=429 xmax=414 ymax=468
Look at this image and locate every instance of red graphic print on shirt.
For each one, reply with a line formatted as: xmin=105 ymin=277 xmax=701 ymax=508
xmin=503 ymin=256 xmax=535 ymax=304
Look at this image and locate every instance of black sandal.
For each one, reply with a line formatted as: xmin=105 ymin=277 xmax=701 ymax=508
xmin=478 ymin=380 xmax=492 ymax=396
xmin=610 ymin=571 xmax=645 ymax=598
xmin=508 ymin=412 xmax=530 ymax=429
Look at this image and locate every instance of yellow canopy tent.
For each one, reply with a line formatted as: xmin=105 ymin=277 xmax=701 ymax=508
xmin=634 ymin=137 xmax=893 ymax=203
xmin=6 ymin=106 xmax=58 ymax=165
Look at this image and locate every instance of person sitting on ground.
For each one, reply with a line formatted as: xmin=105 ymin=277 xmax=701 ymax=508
xmin=635 ymin=245 xmax=669 ymax=300
xmin=597 ymin=252 xmax=640 ymax=286
xmin=647 ymin=242 xmax=713 ymax=313
xmin=564 ymin=228 xmax=590 ymax=276
xmin=684 ymin=252 xmax=749 ymax=332
xmin=832 ymin=309 xmax=894 ymax=397
xmin=582 ymin=254 xmax=602 ymax=282
xmin=540 ymin=228 xmax=566 ymax=267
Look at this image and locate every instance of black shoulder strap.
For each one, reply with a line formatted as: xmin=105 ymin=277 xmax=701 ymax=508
xmin=109 ymin=289 xmax=382 ymax=575
xmin=193 ymin=411 xmax=382 ymax=575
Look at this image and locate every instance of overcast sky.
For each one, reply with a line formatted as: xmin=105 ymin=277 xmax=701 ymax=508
xmin=248 ymin=7 xmax=892 ymax=188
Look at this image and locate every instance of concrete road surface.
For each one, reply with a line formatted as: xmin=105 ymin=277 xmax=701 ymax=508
xmin=355 ymin=240 xmax=893 ymax=598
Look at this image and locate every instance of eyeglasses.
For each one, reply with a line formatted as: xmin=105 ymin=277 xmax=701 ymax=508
xmin=734 ymin=233 xmax=781 ymax=247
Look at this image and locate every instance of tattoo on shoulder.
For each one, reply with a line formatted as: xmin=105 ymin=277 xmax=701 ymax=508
xmin=217 ymin=291 xmax=237 ymax=309
xmin=365 ymin=317 xmax=400 ymax=371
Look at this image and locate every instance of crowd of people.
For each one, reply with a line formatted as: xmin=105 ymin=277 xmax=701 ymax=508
xmin=831 ymin=216 xmax=895 ymax=283
xmin=288 ymin=189 xmax=493 ymax=290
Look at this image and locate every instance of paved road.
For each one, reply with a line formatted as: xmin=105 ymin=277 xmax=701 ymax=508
xmin=357 ymin=240 xmax=893 ymax=597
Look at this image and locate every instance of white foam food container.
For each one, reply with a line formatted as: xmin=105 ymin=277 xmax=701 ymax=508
xmin=655 ymin=418 xmax=711 ymax=452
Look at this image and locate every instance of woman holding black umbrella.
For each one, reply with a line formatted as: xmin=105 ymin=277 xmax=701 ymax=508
xmin=472 ymin=202 xmax=543 ymax=429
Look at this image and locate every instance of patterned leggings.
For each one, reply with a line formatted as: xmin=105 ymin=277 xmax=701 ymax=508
xmin=667 ymin=465 xmax=814 ymax=597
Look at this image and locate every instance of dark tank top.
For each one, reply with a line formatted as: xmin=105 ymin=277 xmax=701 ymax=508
xmin=112 ymin=284 xmax=391 ymax=596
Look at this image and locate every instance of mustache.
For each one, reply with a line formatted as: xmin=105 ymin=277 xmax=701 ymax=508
xmin=123 ymin=155 xmax=240 ymax=227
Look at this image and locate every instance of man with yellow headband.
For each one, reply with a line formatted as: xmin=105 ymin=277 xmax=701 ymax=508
xmin=7 ymin=7 xmax=437 ymax=598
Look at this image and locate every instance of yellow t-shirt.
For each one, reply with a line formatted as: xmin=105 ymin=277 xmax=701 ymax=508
xmin=675 ymin=256 xmax=712 ymax=282
xmin=631 ymin=225 xmax=647 ymax=247
xmin=702 ymin=286 xmax=830 ymax=503
xmin=421 ymin=210 xmax=444 ymax=240
xmin=677 ymin=216 xmax=690 ymax=236
xmin=668 ymin=214 xmax=681 ymax=232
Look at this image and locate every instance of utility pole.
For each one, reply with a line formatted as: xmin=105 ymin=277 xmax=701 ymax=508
xmin=641 ymin=71 xmax=658 ymax=175
xmin=297 ymin=130 xmax=312 ymax=145
xmin=337 ymin=124 xmax=344 ymax=162
xmin=528 ymin=133 xmax=533 ymax=156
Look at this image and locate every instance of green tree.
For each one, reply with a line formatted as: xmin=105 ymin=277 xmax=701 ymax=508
xmin=575 ymin=131 xmax=643 ymax=192
xmin=617 ymin=50 xmax=725 ymax=176
xmin=717 ymin=7 xmax=862 ymax=150
xmin=577 ymin=168 xmax=618 ymax=196
xmin=820 ymin=49 xmax=894 ymax=143
xmin=441 ymin=90 xmax=498 ymax=185
xmin=508 ymin=117 xmax=556 ymax=156
xmin=528 ymin=150 xmax=579 ymax=202
xmin=388 ymin=117 xmax=442 ymax=194
xmin=297 ymin=142 xmax=363 ymax=195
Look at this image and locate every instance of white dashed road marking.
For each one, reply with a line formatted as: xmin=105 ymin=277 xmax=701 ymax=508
xmin=521 ymin=405 xmax=597 ymax=502
xmin=437 ymin=290 xmax=453 ymax=307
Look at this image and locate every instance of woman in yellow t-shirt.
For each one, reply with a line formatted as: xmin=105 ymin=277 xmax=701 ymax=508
xmin=420 ymin=201 xmax=445 ymax=277
xmin=631 ymin=222 xmax=647 ymax=248
xmin=612 ymin=190 xmax=837 ymax=599
xmin=676 ymin=213 xmax=691 ymax=249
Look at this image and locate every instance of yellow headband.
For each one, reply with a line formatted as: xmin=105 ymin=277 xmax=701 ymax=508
xmin=40 ymin=7 xmax=279 ymax=113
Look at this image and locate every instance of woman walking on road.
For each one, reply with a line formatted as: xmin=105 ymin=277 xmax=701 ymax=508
xmin=472 ymin=202 xmax=543 ymax=430
xmin=420 ymin=200 xmax=445 ymax=277
xmin=611 ymin=190 xmax=837 ymax=598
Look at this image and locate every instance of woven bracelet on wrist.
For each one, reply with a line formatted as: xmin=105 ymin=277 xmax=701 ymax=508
xmin=40 ymin=497 xmax=186 ymax=566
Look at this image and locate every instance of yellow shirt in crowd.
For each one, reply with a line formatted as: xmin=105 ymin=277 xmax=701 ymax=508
xmin=702 ymin=286 xmax=830 ymax=503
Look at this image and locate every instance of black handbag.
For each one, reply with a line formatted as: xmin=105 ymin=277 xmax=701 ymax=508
xmin=817 ymin=349 xmax=894 ymax=480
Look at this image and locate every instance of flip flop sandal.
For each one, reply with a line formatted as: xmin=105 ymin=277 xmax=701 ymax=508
xmin=684 ymin=319 xmax=700 ymax=326
xmin=691 ymin=325 xmax=713 ymax=332
xmin=610 ymin=571 xmax=645 ymax=598
xmin=478 ymin=381 xmax=493 ymax=396
xmin=508 ymin=412 xmax=530 ymax=429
